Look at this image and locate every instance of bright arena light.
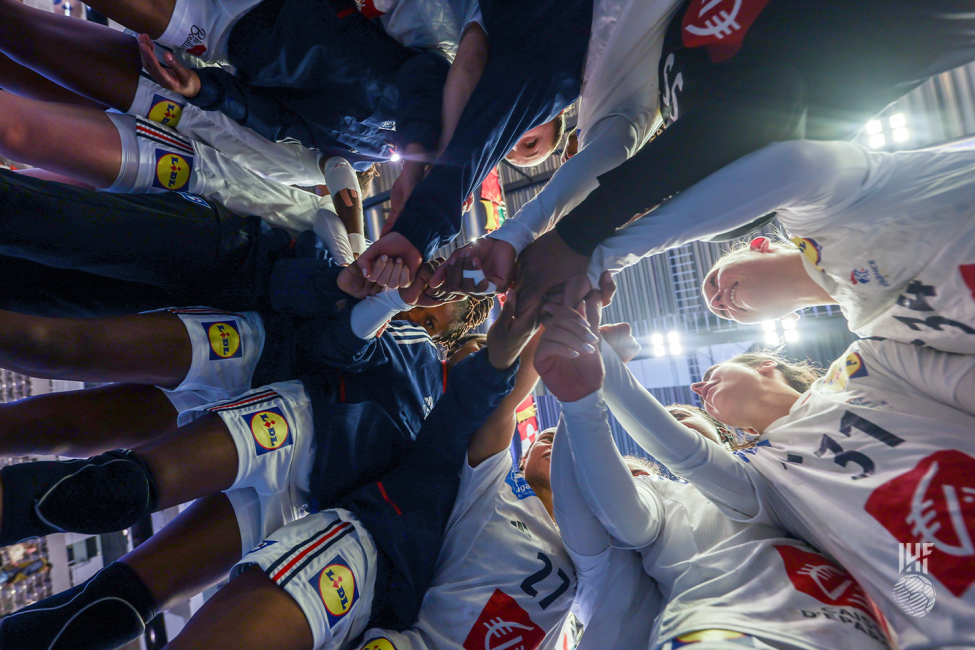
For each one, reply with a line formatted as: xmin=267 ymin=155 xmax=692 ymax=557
xmin=761 ymin=321 xmax=776 ymax=332
xmin=651 ymin=333 xmax=664 ymax=345
xmin=390 ymin=152 xmax=402 ymax=162
xmin=669 ymin=343 xmax=683 ymax=356
xmin=893 ymin=128 xmax=909 ymax=142
xmin=781 ymin=319 xmax=796 ymax=330
xmin=866 ymin=120 xmax=883 ymax=134
xmin=868 ymin=133 xmax=886 ymax=149
xmin=889 ymin=113 xmax=906 ymax=129
xmin=653 ymin=345 xmax=667 ymax=357
xmin=764 ymin=332 xmax=780 ymax=345
xmin=667 ymin=331 xmax=680 ymax=343
xmin=784 ymin=329 xmax=799 ymax=343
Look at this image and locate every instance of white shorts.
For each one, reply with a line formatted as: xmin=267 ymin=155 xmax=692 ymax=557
xmin=155 ymin=0 xmax=264 ymax=64
xmin=126 ymin=73 xmax=328 ymax=187
xmin=147 ymin=307 xmax=265 ymax=416
xmin=659 ymin=632 xmax=804 ymax=650
xmin=234 ymin=509 xmax=377 ymax=650
xmin=196 ymin=381 xmax=315 ymax=523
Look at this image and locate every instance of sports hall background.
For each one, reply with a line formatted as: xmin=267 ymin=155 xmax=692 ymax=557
xmin=2 ymin=2 xmax=975 ymax=647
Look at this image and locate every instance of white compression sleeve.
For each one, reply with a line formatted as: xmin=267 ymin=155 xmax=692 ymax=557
xmin=586 ymin=139 xmax=872 ymax=288
xmin=551 ymin=418 xmax=610 ymax=557
xmin=599 ymin=340 xmax=762 ymax=518
xmin=349 ymin=289 xmax=412 ymax=340
xmin=312 ymin=197 xmax=355 ymax=266
xmin=320 ymin=156 xmax=361 ymax=196
xmin=560 ymin=391 xmax=663 ymax=548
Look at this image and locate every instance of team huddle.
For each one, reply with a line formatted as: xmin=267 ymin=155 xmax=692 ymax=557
xmin=0 ymin=0 xmax=972 ymax=648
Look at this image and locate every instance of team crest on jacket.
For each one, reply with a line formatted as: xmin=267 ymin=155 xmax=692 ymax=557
xmin=245 ymin=407 xmax=292 ymax=455
xmin=463 ymin=589 xmax=544 ymax=650
xmin=153 ymin=150 xmax=193 ymax=191
xmin=791 ymin=236 xmax=823 ymax=271
xmin=310 ymin=555 xmax=360 ymax=628
xmin=147 ymin=94 xmax=185 ymax=127
xmin=865 ymin=449 xmax=975 ymax=598
xmin=821 ymin=351 xmax=867 ymax=392
xmin=203 ymin=321 xmax=243 ymax=360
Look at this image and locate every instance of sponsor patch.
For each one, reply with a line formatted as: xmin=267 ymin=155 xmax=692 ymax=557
xmin=463 ymin=589 xmax=544 ymax=650
xmin=821 ymin=351 xmax=867 ymax=392
xmin=960 ymin=264 xmax=975 ymax=303
xmin=310 ymin=555 xmax=359 ymax=628
xmin=152 ymin=150 xmax=193 ymax=191
xmin=147 ymin=94 xmax=185 ymax=127
xmin=791 ymin=236 xmax=823 ymax=272
xmin=360 ymin=639 xmax=397 ymax=650
xmin=202 ymin=320 xmax=243 ymax=360
xmin=865 ymin=450 xmax=975 ymax=598
xmin=776 ymin=545 xmax=878 ymax=616
xmin=246 ymin=407 xmax=292 ymax=455
xmin=176 ymin=192 xmax=210 ymax=208
xmin=682 ymin=0 xmax=772 ymax=63
xmin=505 ymin=466 xmax=536 ymax=500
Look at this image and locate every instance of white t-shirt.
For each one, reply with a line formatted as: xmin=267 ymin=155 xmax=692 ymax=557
xmin=588 ymin=141 xmax=975 ymax=353
xmin=360 ymin=448 xmax=576 ymax=650
xmin=363 ymin=0 xmax=484 ymax=62
xmin=561 ymin=395 xmax=893 ymax=650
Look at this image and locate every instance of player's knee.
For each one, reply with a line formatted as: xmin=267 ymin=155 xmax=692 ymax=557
xmin=19 ymin=319 xmax=95 ymax=374
xmin=0 ymin=111 xmax=31 ymax=159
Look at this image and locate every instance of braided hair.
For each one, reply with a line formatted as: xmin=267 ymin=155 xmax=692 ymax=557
xmin=438 ymin=295 xmax=494 ymax=350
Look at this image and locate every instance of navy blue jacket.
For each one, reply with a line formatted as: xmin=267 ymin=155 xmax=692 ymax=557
xmin=188 ymin=0 xmax=449 ymax=168
xmin=392 ymin=0 xmax=595 ymax=258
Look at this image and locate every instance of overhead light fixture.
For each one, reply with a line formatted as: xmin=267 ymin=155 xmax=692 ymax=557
xmin=780 ymin=320 xmax=796 ymax=330
xmin=761 ymin=321 xmax=776 ymax=332
xmin=764 ymin=332 xmax=780 ymax=345
xmin=866 ymin=120 xmax=883 ymax=134
xmin=889 ymin=113 xmax=906 ymax=129
xmin=892 ymin=128 xmax=909 ymax=142
xmin=783 ymin=329 xmax=799 ymax=343
xmin=868 ymin=133 xmax=886 ymax=149
xmin=667 ymin=331 xmax=680 ymax=344
xmin=651 ymin=333 xmax=664 ymax=346
xmin=669 ymin=343 xmax=683 ymax=356
xmin=653 ymin=345 xmax=667 ymax=357
xmin=390 ymin=152 xmax=402 ymax=162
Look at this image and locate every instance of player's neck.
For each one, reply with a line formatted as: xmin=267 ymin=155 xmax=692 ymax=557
xmin=749 ymin=387 xmax=801 ymax=435
xmin=529 ymin=482 xmax=554 ymax=520
xmin=784 ymin=252 xmax=837 ymax=308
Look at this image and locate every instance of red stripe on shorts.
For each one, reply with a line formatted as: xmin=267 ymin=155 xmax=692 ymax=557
xmin=270 ymin=521 xmax=353 ymax=583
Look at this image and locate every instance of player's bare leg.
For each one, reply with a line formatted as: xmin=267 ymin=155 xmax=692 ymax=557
xmin=0 ymin=384 xmax=179 ymax=458
xmin=0 ymin=93 xmax=123 ymax=189
xmin=0 ymin=0 xmax=142 ymax=108
xmin=0 ymin=52 xmax=106 ymax=109
xmin=166 ymin=565 xmax=314 ymax=650
xmin=0 ymin=310 xmax=191 ymax=387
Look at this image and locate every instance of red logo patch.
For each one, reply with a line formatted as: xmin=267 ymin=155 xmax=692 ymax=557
xmin=865 ymin=450 xmax=975 ymax=597
xmin=186 ymin=44 xmax=207 ymax=56
xmin=682 ymin=0 xmax=772 ymax=63
xmin=776 ymin=545 xmax=878 ymax=617
xmin=960 ymin=264 xmax=975 ymax=303
xmin=463 ymin=589 xmax=545 ymax=650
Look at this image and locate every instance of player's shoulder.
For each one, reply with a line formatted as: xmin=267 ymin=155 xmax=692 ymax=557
xmin=385 ymin=320 xmax=435 ymax=344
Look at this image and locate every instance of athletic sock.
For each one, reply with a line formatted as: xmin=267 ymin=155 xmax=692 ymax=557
xmin=0 ymin=561 xmax=157 ymax=650
xmin=0 ymin=450 xmax=160 ymax=546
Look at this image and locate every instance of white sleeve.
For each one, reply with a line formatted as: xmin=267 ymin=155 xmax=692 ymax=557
xmin=312 ymin=196 xmax=356 ymax=265
xmin=551 ymin=418 xmax=610 ymax=557
xmin=187 ymin=140 xmax=326 ymax=236
xmin=599 ymin=340 xmax=763 ymax=519
xmin=560 ymin=391 xmax=663 ymax=549
xmin=320 ymin=156 xmax=361 ymax=196
xmin=175 ymin=102 xmax=327 ymax=186
xmin=349 ymin=288 xmax=413 ymax=339
xmin=488 ymin=115 xmax=644 ymax=255
xmin=861 ymin=339 xmax=975 ymax=417
xmin=586 ymin=140 xmax=872 ymax=287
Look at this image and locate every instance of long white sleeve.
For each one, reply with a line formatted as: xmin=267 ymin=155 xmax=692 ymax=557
xmin=551 ymin=418 xmax=610 ymax=557
xmin=560 ymin=391 xmax=663 ymax=549
xmin=599 ymin=340 xmax=763 ymax=518
xmin=312 ymin=196 xmax=355 ymax=266
xmin=349 ymin=288 xmax=412 ymax=340
xmin=586 ymin=139 xmax=872 ymax=287
xmin=488 ymin=114 xmax=646 ymax=254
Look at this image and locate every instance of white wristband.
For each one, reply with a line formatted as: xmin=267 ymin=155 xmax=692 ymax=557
xmin=350 ymin=288 xmax=413 ymax=339
xmin=348 ymin=233 xmax=368 ymax=255
xmin=463 ymin=268 xmax=498 ymax=294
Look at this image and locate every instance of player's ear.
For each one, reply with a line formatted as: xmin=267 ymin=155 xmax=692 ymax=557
xmin=749 ymin=236 xmax=771 ymax=254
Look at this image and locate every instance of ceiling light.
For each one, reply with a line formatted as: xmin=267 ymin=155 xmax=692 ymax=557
xmin=764 ymin=332 xmax=780 ymax=345
xmin=866 ymin=120 xmax=883 ymax=135
xmin=669 ymin=343 xmax=683 ymax=356
xmin=892 ymin=127 xmax=909 ymax=142
xmin=653 ymin=345 xmax=666 ymax=357
xmin=783 ymin=329 xmax=799 ymax=343
xmin=868 ymin=133 xmax=886 ymax=149
xmin=889 ymin=113 xmax=906 ymax=129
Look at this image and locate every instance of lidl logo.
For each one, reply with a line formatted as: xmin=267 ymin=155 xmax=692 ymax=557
xmin=203 ymin=321 xmax=243 ymax=360
xmin=147 ymin=94 xmax=184 ymax=127
xmin=245 ymin=407 xmax=292 ymax=455
xmin=310 ymin=555 xmax=359 ymax=628
xmin=822 ymin=351 xmax=867 ymax=392
xmin=153 ymin=150 xmax=193 ymax=191
xmin=360 ymin=639 xmax=397 ymax=650
xmin=791 ymin=236 xmax=823 ymax=271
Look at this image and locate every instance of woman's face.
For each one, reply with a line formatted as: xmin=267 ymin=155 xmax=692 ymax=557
xmin=506 ymin=120 xmax=559 ymax=167
xmin=523 ymin=428 xmax=555 ymax=487
xmin=667 ymin=406 xmax=721 ymax=444
xmin=702 ymin=249 xmax=803 ymax=323
xmin=396 ymin=302 xmax=459 ymax=339
xmin=690 ymin=362 xmax=766 ymax=428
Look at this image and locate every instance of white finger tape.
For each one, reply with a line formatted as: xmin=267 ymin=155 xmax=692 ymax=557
xmin=462 ymin=269 xmax=497 ymax=294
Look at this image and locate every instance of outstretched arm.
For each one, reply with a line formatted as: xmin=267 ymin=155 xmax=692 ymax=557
xmin=551 ymin=418 xmax=609 ymax=557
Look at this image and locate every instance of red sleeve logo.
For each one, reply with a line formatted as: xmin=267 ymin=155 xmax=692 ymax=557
xmin=776 ymin=545 xmax=879 ymax=618
xmin=463 ymin=589 xmax=545 ymax=650
xmin=682 ymin=0 xmax=772 ymax=63
xmin=865 ymin=450 xmax=975 ymax=597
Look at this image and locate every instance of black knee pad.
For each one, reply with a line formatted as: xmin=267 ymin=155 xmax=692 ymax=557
xmin=0 ymin=450 xmax=159 ymax=546
xmin=0 ymin=561 xmax=156 ymax=650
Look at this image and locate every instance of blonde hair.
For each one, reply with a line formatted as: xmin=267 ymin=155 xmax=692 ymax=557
xmin=706 ymin=348 xmax=824 ymax=394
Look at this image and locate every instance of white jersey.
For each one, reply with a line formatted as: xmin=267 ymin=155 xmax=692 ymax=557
xmin=359 ymin=448 xmax=576 ymax=650
xmin=588 ymin=141 xmax=975 ymax=353
xmin=361 ymin=0 xmax=484 ymax=62
xmin=560 ymin=393 xmax=892 ymax=650
xmin=726 ymin=339 xmax=975 ymax=649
